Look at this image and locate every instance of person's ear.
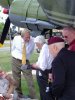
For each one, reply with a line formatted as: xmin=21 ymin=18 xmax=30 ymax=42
xmin=53 ymin=45 xmax=58 ymax=52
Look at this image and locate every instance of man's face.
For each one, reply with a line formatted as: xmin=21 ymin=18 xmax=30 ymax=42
xmin=62 ymin=29 xmax=74 ymax=44
xmin=48 ymin=43 xmax=64 ymax=58
xmin=23 ymin=32 xmax=30 ymax=42
xmin=35 ymin=42 xmax=42 ymax=50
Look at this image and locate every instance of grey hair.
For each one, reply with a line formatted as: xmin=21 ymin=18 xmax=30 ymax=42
xmin=21 ymin=28 xmax=31 ymax=37
xmin=63 ymin=26 xmax=75 ymax=33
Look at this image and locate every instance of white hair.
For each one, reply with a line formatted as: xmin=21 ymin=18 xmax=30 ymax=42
xmin=34 ymin=35 xmax=45 ymax=44
xmin=49 ymin=42 xmax=65 ymax=58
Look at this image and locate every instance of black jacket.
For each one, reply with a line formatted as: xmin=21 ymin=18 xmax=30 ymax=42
xmin=52 ymin=48 xmax=75 ymax=100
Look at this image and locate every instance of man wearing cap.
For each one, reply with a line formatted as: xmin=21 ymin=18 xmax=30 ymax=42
xmin=48 ymin=36 xmax=75 ymax=100
xmin=11 ymin=28 xmax=36 ymax=99
xmin=31 ymin=35 xmax=54 ymax=100
xmin=62 ymin=26 xmax=75 ymax=51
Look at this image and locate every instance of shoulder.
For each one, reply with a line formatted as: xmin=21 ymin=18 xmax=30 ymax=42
xmin=29 ymin=37 xmax=35 ymax=45
xmin=52 ymin=48 xmax=67 ymax=66
xmin=39 ymin=44 xmax=50 ymax=59
xmin=14 ymin=35 xmax=21 ymax=40
xmin=5 ymin=75 xmax=16 ymax=85
xmin=42 ymin=43 xmax=48 ymax=51
xmin=57 ymin=48 xmax=68 ymax=57
xmin=40 ymin=44 xmax=47 ymax=54
xmin=30 ymin=36 xmax=34 ymax=42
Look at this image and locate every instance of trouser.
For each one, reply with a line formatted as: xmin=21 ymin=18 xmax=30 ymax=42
xmin=36 ymin=70 xmax=55 ymax=100
xmin=11 ymin=57 xmax=36 ymax=99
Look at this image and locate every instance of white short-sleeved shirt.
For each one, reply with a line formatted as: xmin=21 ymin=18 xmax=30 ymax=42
xmin=36 ymin=44 xmax=53 ymax=71
xmin=0 ymin=78 xmax=9 ymax=94
xmin=11 ymin=35 xmax=35 ymax=60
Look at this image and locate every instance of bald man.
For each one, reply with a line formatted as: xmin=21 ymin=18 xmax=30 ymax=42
xmin=62 ymin=27 xmax=75 ymax=51
xmin=11 ymin=28 xmax=36 ymax=99
xmin=48 ymin=36 xmax=75 ymax=100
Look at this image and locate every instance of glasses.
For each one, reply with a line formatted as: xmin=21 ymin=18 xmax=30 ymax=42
xmin=62 ymin=36 xmax=68 ymax=39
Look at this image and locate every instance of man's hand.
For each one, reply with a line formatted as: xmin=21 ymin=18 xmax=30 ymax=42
xmin=32 ymin=64 xmax=37 ymax=68
xmin=0 ymin=96 xmax=4 ymax=100
xmin=21 ymin=64 xmax=28 ymax=70
xmin=3 ymin=93 xmax=12 ymax=99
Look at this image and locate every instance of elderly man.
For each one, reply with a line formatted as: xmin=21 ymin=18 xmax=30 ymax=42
xmin=48 ymin=36 xmax=75 ymax=100
xmin=31 ymin=35 xmax=54 ymax=100
xmin=62 ymin=26 xmax=75 ymax=51
xmin=11 ymin=28 xmax=36 ymax=99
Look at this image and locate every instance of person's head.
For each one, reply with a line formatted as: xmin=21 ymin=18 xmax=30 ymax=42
xmin=0 ymin=70 xmax=6 ymax=77
xmin=21 ymin=28 xmax=31 ymax=42
xmin=62 ymin=27 xmax=75 ymax=44
xmin=34 ymin=35 xmax=45 ymax=50
xmin=48 ymin=37 xmax=65 ymax=58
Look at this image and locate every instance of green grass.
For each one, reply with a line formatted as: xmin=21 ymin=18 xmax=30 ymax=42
xmin=0 ymin=51 xmax=39 ymax=71
xmin=21 ymin=77 xmax=40 ymax=98
xmin=0 ymin=50 xmax=40 ymax=99
xmin=30 ymin=51 xmax=39 ymax=63
xmin=0 ymin=51 xmax=11 ymax=71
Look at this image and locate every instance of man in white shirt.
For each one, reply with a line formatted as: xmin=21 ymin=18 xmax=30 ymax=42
xmin=11 ymin=28 xmax=36 ymax=99
xmin=32 ymin=35 xmax=54 ymax=100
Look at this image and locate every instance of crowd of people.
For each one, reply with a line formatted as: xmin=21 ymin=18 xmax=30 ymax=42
xmin=0 ymin=26 xmax=75 ymax=100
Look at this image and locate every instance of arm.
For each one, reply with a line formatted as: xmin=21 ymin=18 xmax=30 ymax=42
xmin=31 ymin=63 xmax=41 ymax=70
xmin=35 ymin=45 xmax=48 ymax=71
xmin=3 ymin=75 xmax=16 ymax=99
xmin=31 ymin=46 xmax=47 ymax=70
xmin=11 ymin=37 xmax=16 ymax=51
xmin=26 ymin=39 xmax=35 ymax=60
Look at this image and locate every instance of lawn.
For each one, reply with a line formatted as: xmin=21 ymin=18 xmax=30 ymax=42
xmin=0 ymin=51 xmax=11 ymax=71
xmin=0 ymin=50 xmax=40 ymax=99
xmin=0 ymin=51 xmax=39 ymax=71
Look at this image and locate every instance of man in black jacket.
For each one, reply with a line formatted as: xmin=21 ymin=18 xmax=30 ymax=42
xmin=48 ymin=36 xmax=75 ymax=100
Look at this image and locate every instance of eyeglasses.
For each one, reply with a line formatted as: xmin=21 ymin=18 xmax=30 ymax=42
xmin=62 ymin=36 xmax=68 ymax=39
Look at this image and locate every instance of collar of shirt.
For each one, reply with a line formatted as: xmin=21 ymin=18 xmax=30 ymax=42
xmin=68 ymin=39 xmax=75 ymax=51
